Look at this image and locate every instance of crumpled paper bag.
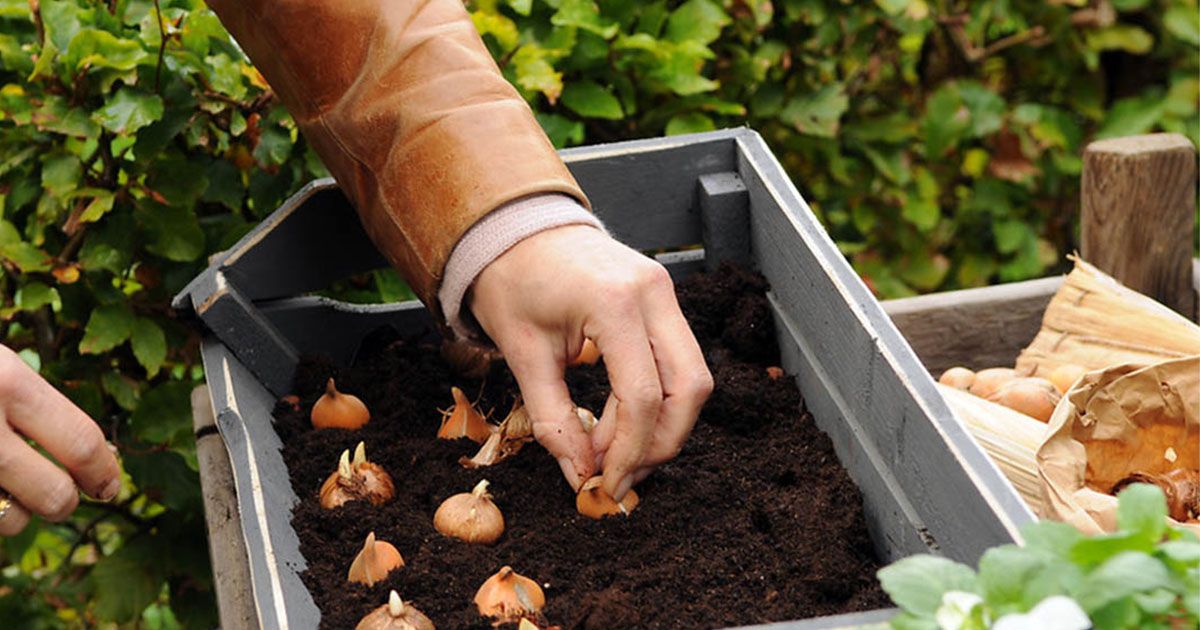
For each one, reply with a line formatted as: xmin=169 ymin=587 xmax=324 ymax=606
xmin=1036 ymin=355 xmax=1199 ymax=535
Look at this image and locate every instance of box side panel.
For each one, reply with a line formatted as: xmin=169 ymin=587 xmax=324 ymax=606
xmin=202 ymin=339 xmax=321 ymax=630
xmin=736 ymin=134 xmax=1032 ymax=564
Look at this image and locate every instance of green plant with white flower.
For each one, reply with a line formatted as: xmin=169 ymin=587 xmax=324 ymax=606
xmin=878 ymin=483 xmax=1200 ymax=630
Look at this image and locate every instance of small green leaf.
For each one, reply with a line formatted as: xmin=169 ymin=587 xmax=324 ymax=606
xmin=15 ymin=282 xmax=61 ymax=312
xmin=977 ymin=546 xmax=1046 ymax=612
xmin=1096 ymin=93 xmax=1165 ymax=140
xmin=665 ymin=112 xmax=716 ymax=135
xmin=877 ymin=555 xmax=978 ymax=617
xmin=561 ymin=80 xmax=624 ymax=119
xmin=1116 ymin=483 xmax=1168 ymax=544
xmin=1165 ymin=5 xmax=1200 ymax=46
xmin=92 ymin=542 xmax=162 ymax=623
xmin=129 ymin=382 xmax=194 ymax=446
xmin=101 ymin=371 xmax=141 ymax=412
xmin=0 ymin=220 xmax=52 ymax=272
xmin=131 ymin=317 xmax=167 ymax=376
xmin=666 ymin=0 xmax=730 ymax=44
xmin=552 ymin=0 xmax=619 ymax=39
xmin=1077 ymin=551 xmax=1171 ymax=612
xmin=65 ymin=28 xmax=149 ymax=72
xmin=41 ymin=152 xmax=81 ymax=198
xmin=94 ymin=88 xmax=164 ymax=135
xmin=472 ymin=11 xmax=520 ymax=54
xmin=1086 ymin=25 xmax=1155 ymax=55
xmin=780 ymin=84 xmax=848 ymax=138
xmin=506 ymin=0 xmax=533 ymax=16
xmin=923 ymin=85 xmax=969 ymax=157
xmin=874 ymin=0 xmax=910 ymax=15
xmin=79 ymin=303 xmax=135 ymax=355
xmin=536 ymin=112 xmax=585 ymax=148
xmin=512 ymin=46 xmax=563 ymax=103
xmin=135 ymin=200 xmax=205 ymax=262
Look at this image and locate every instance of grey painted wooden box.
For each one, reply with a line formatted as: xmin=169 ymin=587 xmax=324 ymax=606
xmin=174 ymin=129 xmax=1033 ymax=629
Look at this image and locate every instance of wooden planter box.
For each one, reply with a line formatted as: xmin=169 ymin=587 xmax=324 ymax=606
xmin=176 ymin=129 xmax=1032 ymax=629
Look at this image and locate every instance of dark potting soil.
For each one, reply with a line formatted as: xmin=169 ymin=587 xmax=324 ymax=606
xmin=275 ymin=263 xmax=889 ymax=629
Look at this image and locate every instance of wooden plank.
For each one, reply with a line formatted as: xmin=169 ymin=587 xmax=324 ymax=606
xmin=191 ymin=385 xmax=257 ymax=630
xmin=735 ymin=133 xmax=1030 ymax=566
xmin=1082 ymin=133 xmax=1197 ymax=319
xmin=882 ymin=277 xmax=1062 ymax=375
xmin=697 ymin=172 xmax=751 ymax=270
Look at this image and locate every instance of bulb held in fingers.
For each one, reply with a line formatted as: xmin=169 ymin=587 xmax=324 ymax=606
xmin=319 ymin=442 xmax=396 ymax=509
xmin=311 ymin=378 xmax=371 ymax=430
xmin=474 ymin=566 xmax=545 ymax=622
xmin=569 ymin=338 xmax=601 ymax=366
xmin=355 ymin=590 xmax=434 ymax=630
xmin=433 ymin=479 xmax=505 ymax=544
xmin=576 ymin=476 xmax=639 ymax=519
xmin=348 ymin=532 xmax=405 ymax=586
xmin=438 ymin=387 xmax=492 ymax=443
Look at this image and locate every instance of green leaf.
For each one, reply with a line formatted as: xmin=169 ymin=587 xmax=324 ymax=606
xmin=536 ymin=112 xmax=585 ymax=148
xmin=977 ymin=546 xmax=1046 ymax=612
xmin=92 ymin=542 xmax=162 ymax=623
xmin=101 ymin=371 xmax=141 ymax=412
xmin=135 ymin=200 xmax=205 ymax=262
xmin=506 ymin=0 xmax=533 ymax=16
xmin=15 ymin=282 xmax=61 ymax=312
xmin=1165 ymin=5 xmax=1200 ymax=47
xmin=472 ymin=10 xmax=520 ymax=54
xmin=552 ymin=0 xmax=619 ymax=39
xmin=130 ymin=381 xmax=194 ymax=446
xmin=874 ymin=0 xmax=911 ymax=15
xmin=79 ymin=211 xmax=135 ymax=273
xmin=877 ymin=555 xmax=977 ymax=616
xmin=1022 ymin=520 xmax=1084 ymax=561
xmin=561 ymin=80 xmax=624 ymax=119
xmin=1096 ymin=93 xmax=1165 ymax=140
xmin=1077 ymin=551 xmax=1171 ymax=612
xmin=1116 ymin=483 xmax=1168 ymax=544
xmin=666 ymin=0 xmax=730 ymax=44
xmin=896 ymin=252 xmax=949 ymax=290
xmin=41 ymin=152 xmax=81 ymax=198
xmin=32 ymin=95 xmax=101 ymax=138
xmin=131 ymin=317 xmax=167 ymax=376
xmin=124 ymin=450 xmax=200 ymax=511
xmin=512 ymin=46 xmax=563 ymax=102
xmin=79 ymin=303 xmax=135 ymax=355
xmin=1086 ymin=25 xmax=1155 ymax=55
xmin=780 ymin=84 xmax=848 ymax=138
xmin=65 ymin=28 xmax=149 ymax=72
xmin=94 ymin=88 xmax=164 ymax=135
xmin=77 ymin=191 xmax=115 ymax=224
xmin=665 ymin=112 xmax=716 ymax=135
xmin=0 ymin=220 xmax=51 ymax=272
xmin=147 ymin=156 xmax=209 ymax=207
xmin=923 ymin=85 xmax=969 ymax=157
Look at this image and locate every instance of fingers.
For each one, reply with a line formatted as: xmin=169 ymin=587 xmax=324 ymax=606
xmin=0 ymin=431 xmax=80 ymax=522
xmin=0 ymin=496 xmax=31 ymax=537
xmin=590 ymin=301 xmax=662 ymax=501
xmin=503 ymin=334 xmax=595 ymax=491
xmin=637 ymin=284 xmax=713 ymax=468
xmin=0 ymin=352 xmax=120 ymax=501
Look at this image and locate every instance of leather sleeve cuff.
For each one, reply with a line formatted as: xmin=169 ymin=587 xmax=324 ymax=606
xmin=439 ymin=194 xmax=604 ymax=340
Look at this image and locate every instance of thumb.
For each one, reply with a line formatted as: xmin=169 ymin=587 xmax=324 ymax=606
xmin=505 ymin=342 xmax=595 ymax=491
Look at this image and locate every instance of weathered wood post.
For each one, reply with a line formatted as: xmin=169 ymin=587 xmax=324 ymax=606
xmin=1081 ymin=133 xmax=1197 ymax=320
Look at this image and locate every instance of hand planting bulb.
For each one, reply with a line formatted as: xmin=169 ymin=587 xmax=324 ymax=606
xmin=575 ymin=475 xmax=639 ymax=519
xmin=433 ymin=479 xmax=505 ymax=544
xmin=569 ymin=338 xmax=601 ymax=366
xmin=348 ymin=532 xmax=405 ymax=586
xmin=474 ymin=566 xmax=545 ymax=623
xmin=311 ymin=378 xmax=371 ymax=429
xmin=355 ymin=590 xmax=434 ymax=630
xmin=319 ymin=442 xmax=396 ymax=509
xmin=437 ymin=387 xmax=492 ymax=443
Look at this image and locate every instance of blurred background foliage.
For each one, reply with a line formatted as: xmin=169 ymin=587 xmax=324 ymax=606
xmin=0 ymin=0 xmax=1195 ymax=626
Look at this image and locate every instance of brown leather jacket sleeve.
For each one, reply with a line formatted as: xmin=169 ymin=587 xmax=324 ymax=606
xmin=206 ymin=0 xmax=589 ymax=320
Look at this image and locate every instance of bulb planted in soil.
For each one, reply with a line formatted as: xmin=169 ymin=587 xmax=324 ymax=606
xmin=576 ymin=476 xmax=639 ymax=519
xmin=319 ymin=442 xmax=395 ymax=509
xmin=475 ymin=566 xmax=545 ymax=623
xmin=348 ymin=531 xmax=404 ymax=586
xmin=356 ymin=591 xmax=434 ymax=630
xmin=438 ymin=387 xmax=491 ymax=443
xmin=311 ymin=378 xmax=371 ymax=430
xmin=433 ymin=479 xmax=505 ymax=544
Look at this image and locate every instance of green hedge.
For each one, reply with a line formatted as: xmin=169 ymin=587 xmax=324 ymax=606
xmin=0 ymin=0 xmax=1195 ymax=625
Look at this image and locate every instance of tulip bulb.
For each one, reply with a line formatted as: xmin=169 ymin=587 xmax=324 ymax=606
xmin=570 ymin=338 xmax=600 ymax=366
xmin=575 ymin=407 xmax=597 ymax=433
xmin=319 ymin=442 xmax=396 ymax=509
xmin=433 ymin=479 xmax=505 ymax=544
xmin=348 ymin=532 xmax=405 ymax=586
xmin=438 ymin=387 xmax=492 ymax=443
xmin=311 ymin=378 xmax=371 ymax=430
xmin=474 ymin=566 xmax=545 ymax=622
xmin=938 ymin=366 xmax=976 ymax=390
xmin=576 ymin=476 xmax=638 ymax=519
xmin=355 ymin=591 xmax=434 ymax=630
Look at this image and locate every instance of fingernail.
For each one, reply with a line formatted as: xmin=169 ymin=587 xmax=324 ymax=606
xmin=557 ymin=457 xmax=581 ymax=492
xmin=97 ymin=478 xmax=120 ymax=502
xmin=606 ymin=474 xmax=633 ymax=502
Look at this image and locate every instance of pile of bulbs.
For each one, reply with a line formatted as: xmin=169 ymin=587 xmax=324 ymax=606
xmin=308 ymin=342 xmax=631 ymax=629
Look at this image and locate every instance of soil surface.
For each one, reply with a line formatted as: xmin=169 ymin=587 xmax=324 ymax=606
xmin=275 ymin=263 xmax=889 ymax=629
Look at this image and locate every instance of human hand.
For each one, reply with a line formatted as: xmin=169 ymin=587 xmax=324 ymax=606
xmin=471 ymin=225 xmax=713 ymax=500
xmin=0 ymin=345 xmax=122 ymax=536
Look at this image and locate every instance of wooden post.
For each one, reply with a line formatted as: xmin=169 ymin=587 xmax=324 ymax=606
xmin=1081 ymin=133 xmax=1197 ymax=320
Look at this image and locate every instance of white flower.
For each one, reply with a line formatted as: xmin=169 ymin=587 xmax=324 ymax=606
xmin=992 ymin=595 xmax=1090 ymax=630
xmin=935 ymin=591 xmax=989 ymax=630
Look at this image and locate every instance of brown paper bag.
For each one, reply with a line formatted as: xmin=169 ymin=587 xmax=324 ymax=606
xmin=1036 ymin=356 xmax=1200 ymax=535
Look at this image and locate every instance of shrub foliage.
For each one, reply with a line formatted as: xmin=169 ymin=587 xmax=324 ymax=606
xmin=0 ymin=0 xmax=1195 ymax=625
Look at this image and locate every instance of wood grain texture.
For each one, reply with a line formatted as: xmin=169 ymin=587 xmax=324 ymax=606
xmin=191 ymin=385 xmax=257 ymax=630
xmin=1082 ymin=133 xmax=1197 ymax=319
xmin=882 ymin=277 xmax=1061 ymax=375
